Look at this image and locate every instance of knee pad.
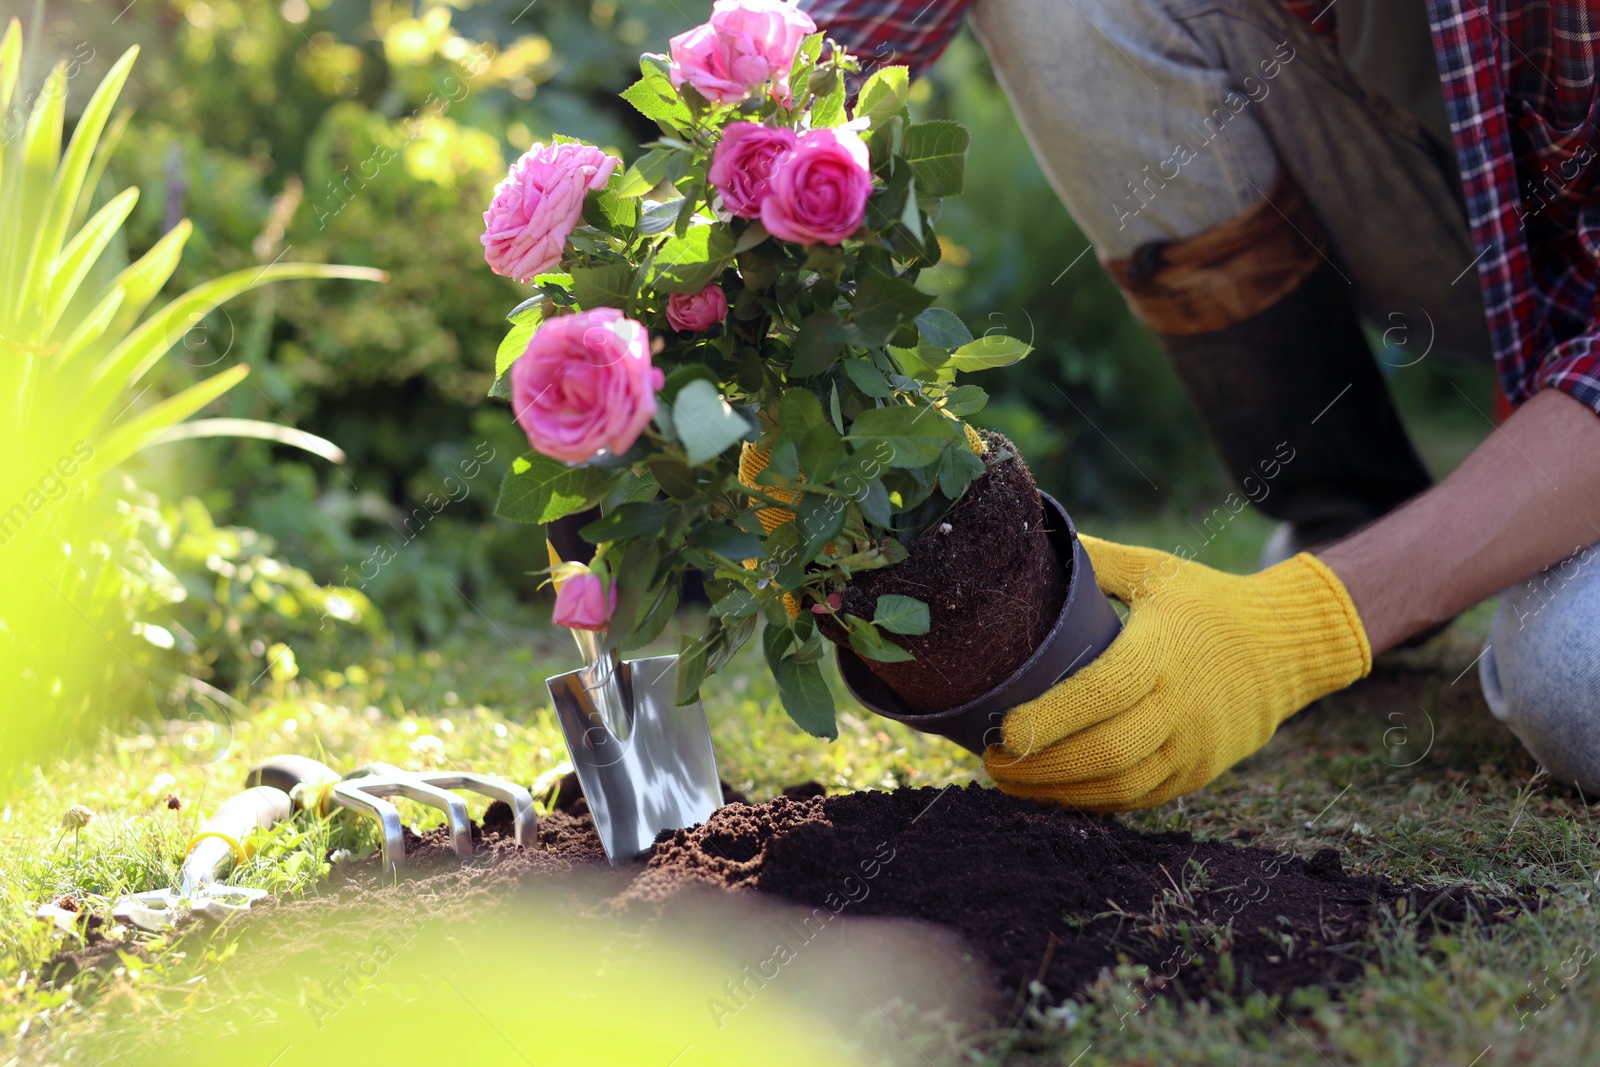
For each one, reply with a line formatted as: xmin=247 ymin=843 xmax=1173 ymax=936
xmin=1480 ymin=546 xmax=1600 ymax=794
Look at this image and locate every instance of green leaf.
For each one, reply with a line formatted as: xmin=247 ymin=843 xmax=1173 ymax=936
xmin=762 ymin=436 xmax=799 ymax=481
xmin=772 ymin=657 xmax=838 ymax=738
xmin=672 ymin=379 xmax=752 ymax=466
xmin=934 ymin=438 xmax=985 ymax=502
xmin=732 ymin=220 xmax=771 ymax=254
xmin=937 ymin=440 xmax=985 ymax=499
xmin=605 ymin=536 xmax=661 ymax=652
xmin=582 ymin=167 xmax=639 ymax=237
xmin=638 ymin=198 xmax=685 ymax=236
xmin=28 ymin=49 xmax=135 ymax=321
xmin=84 ymin=263 xmax=387 ymax=427
xmin=794 ymin=493 xmax=847 ymax=564
xmin=779 ymin=388 xmax=825 ymax=438
xmin=866 ymin=113 xmax=901 ymax=174
xmin=942 ymin=384 xmax=989 ymax=417
xmin=710 ymin=586 xmax=758 ymax=618
xmin=92 ymin=365 xmax=251 ymax=471
xmin=873 ymin=594 xmax=930 ymax=636
xmin=610 ymin=469 xmax=662 ymax=505
xmin=902 ymin=120 xmax=969 ymax=197
xmin=793 ymin=31 xmax=824 ymax=74
xmin=948 ymin=334 xmax=1034 ymax=371
xmin=620 ymin=61 xmax=691 ymax=130
xmin=797 ymin=421 xmax=845 ymax=483
xmin=866 ymin=162 xmax=912 ymax=235
xmin=857 ymin=479 xmax=891 ymax=527
xmin=651 ymin=224 xmax=734 ymax=295
xmin=571 ymin=263 xmax=634 ymax=311
xmin=843 ymin=270 xmax=933 ymax=347
xmin=709 ymin=613 xmax=760 ymax=676
xmin=627 ymin=583 xmax=680 ymax=651
xmin=648 ymin=456 xmax=699 ymax=499
xmin=579 ymin=501 xmax=670 ymax=543
xmin=494 ymin=319 xmax=536 ymax=381
xmin=898 ymin=174 xmax=924 ymax=242
xmin=809 ymin=68 xmax=847 ymax=127
xmin=842 ymin=358 xmax=893 ymax=398
xmin=915 ymin=307 xmax=972 ymax=349
xmin=494 ymin=452 xmax=614 ymax=524
xmin=617 ymin=148 xmax=674 ymax=198
xmin=765 ymin=521 xmax=809 ymax=590
xmin=789 ymin=311 xmax=842 ymax=377
xmin=887 ymin=344 xmax=937 ymax=377
xmin=535 ymin=273 xmax=575 ymax=307
xmin=847 ymin=405 xmax=960 ymax=469
xmin=674 ymin=634 xmax=710 ymax=705
xmin=763 ymin=622 xmax=837 ymax=738
xmin=690 ymin=522 xmax=763 ymax=561
xmin=855 ymin=66 xmax=909 ymax=128
xmin=660 ymin=362 xmax=720 ymax=403
xmin=506 ymin=295 xmax=544 ymax=324
xmin=845 ymin=617 xmax=916 ymax=663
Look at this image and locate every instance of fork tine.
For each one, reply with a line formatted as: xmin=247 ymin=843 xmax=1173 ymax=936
xmin=330 ymin=782 xmax=409 ymax=873
xmin=405 ymin=772 xmax=537 ymax=848
xmin=332 ymin=777 xmax=474 ymax=864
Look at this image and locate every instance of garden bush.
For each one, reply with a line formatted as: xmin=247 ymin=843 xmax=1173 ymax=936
xmin=53 ymin=0 xmax=1223 ymax=641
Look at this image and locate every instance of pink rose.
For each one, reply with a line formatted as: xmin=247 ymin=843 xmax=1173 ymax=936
xmin=482 ymin=142 xmax=617 ymax=282
xmin=709 ymin=122 xmax=798 ymax=219
xmin=760 ymin=128 xmax=873 ymax=246
xmin=665 ymin=284 xmax=729 ymax=332
xmin=668 ymin=0 xmax=817 ymax=106
xmin=510 ymin=308 xmax=665 ymax=464
xmin=553 ymin=570 xmax=616 ymax=631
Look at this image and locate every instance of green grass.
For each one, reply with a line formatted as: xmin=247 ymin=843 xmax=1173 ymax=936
xmin=9 ymin=401 xmax=1600 ymax=1065
xmin=8 ymin=598 xmax=1600 ymax=1066
xmin=0 ymin=610 xmax=979 ymax=1063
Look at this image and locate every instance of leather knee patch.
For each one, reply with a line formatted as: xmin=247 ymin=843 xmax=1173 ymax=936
xmin=1104 ymin=171 xmax=1328 ymax=335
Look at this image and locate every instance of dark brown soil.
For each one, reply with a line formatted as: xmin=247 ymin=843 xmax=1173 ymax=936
xmin=817 ymin=431 xmax=1067 ymax=712
xmin=37 ymin=896 xmax=131 ymax=984
xmin=52 ymin=783 xmax=1514 ymax=1016
xmin=627 ymin=785 xmax=1511 ymax=1004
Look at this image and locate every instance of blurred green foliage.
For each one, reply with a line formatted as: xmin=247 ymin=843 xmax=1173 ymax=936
xmin=118 ymin=485 xmax=382 ymax=690
xmin=50 ymin=0 xmax=1225 ymax=640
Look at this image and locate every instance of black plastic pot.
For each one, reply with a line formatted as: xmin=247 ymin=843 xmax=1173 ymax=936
xmin=836 ymin=493 xmax=1123 ymax=755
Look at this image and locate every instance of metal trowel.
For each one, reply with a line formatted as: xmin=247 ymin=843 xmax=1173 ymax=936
xmin=544 ymin=542 xmax=722 ymax=864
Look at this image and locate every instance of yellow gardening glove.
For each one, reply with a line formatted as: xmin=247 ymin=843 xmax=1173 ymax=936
xmin=737 ymin=444 xmax=798 ymax=534
xmin=984 ymin=536 xmax=1372 ymax=811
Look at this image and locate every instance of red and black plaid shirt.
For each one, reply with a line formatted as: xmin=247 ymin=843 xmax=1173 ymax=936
xmin=800 ymin=0 xmax=1600 ymax=415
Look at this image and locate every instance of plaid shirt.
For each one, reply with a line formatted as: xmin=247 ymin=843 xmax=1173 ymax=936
xmin=799 ymin=0 xmax=1600 ymax=414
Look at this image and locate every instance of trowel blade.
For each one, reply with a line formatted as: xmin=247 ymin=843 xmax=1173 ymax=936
xmin=546 ymin=653 xmax=722 ymax=864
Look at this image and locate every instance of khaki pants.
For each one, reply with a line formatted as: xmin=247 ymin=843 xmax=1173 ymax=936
xmin=969 ymin=0 xmax=1492 ymax=362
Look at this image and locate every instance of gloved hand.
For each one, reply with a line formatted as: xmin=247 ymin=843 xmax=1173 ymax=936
xmin=737 ymin=443 xmax=798 ymax=534
xmin=984 ymin=536 xmax=1371 ymax=811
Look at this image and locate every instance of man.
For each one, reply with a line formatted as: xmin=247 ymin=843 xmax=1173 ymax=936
xmin=798 ymin=0 xmax=1600 ymax=806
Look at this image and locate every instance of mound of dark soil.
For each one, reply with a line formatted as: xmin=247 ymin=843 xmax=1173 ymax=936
xmin=632 ymin=785 xmax=1510 ymax=1003
xmin=49 ymin=783 xmax=1514 ymax=1013
xmin=330 ymin=783 xmax=1511 ymax=1008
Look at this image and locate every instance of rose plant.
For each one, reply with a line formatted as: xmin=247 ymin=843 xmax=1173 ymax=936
xmin=483 ymin=0 xmax=1033 ymax=737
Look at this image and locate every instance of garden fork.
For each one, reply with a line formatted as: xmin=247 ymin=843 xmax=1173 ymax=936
xmin=281 ymin=759 xmax=537 ymax=874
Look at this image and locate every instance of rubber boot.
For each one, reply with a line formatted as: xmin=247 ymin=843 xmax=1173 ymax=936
xmin=1104 ymin=171 xmax=1433 ymax=560
xmin=1158 ymin=258 xmax=1434 ymax=556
